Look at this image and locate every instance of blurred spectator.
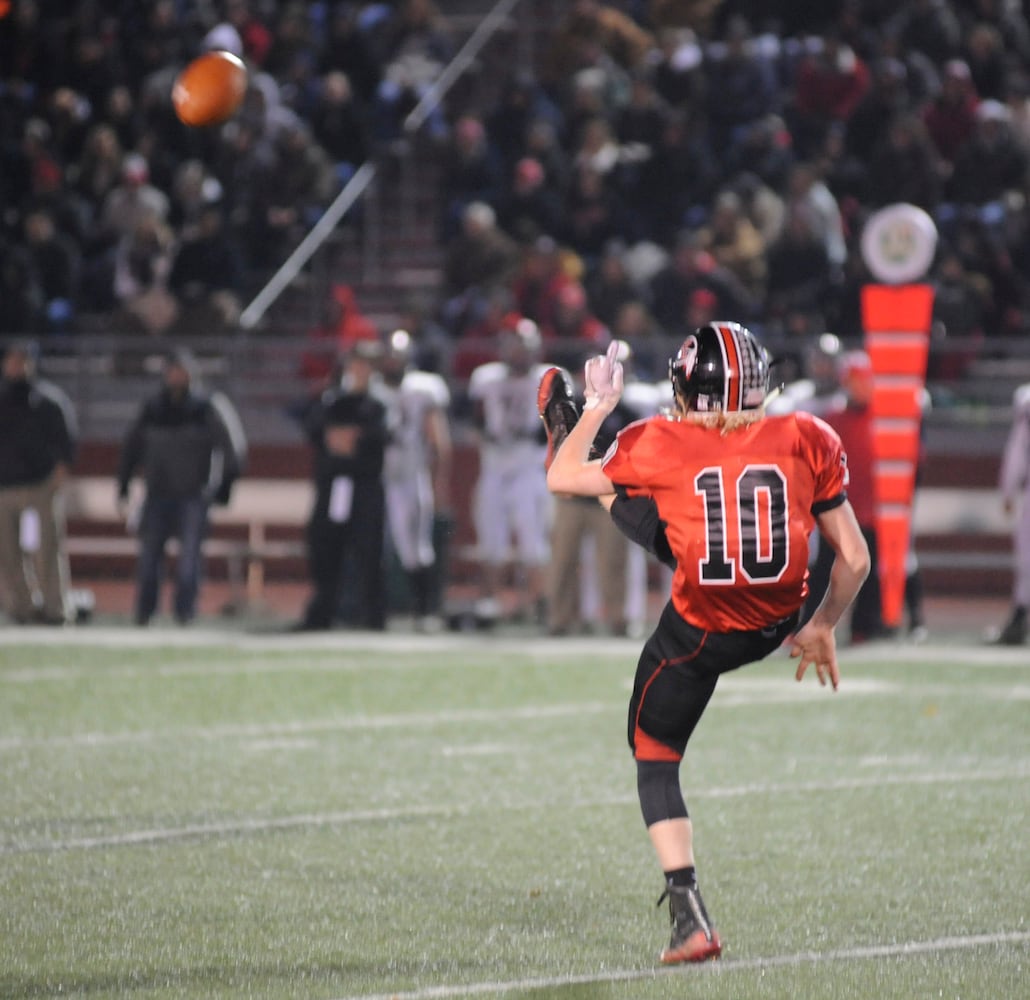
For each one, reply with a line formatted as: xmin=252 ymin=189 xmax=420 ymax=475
xmin=70 ymin=124 xmax=125 ymax=215
xmin=791 ymin=31 xmax=871 ymax=159
xmin=696 ymin=189 xmax=767 ymax=300
xmin=442 ymin=201 xmax=520 ymax=320
xmin=541 ymin=281 xmax=609 ymax=370
xmin=112 ymin=215 xmax=178 ymax=335
xmin=523 ymin=116 xmax=573 ymax=199
xmin=543 ymin=0 xmax=655 ymax=91
xmin=23 ymin=208 xmax=80 ymax=334
xmin=300 ymin=283 xmax=380 ymax=386
xmin=633 ymin=110 xmax=719 ymax=244
xmin=865 ymin=113 xmax=944 ymax=211
xmin=563 ymin=164 xmax=635 ymax=264
xmin=0 ymin=341 xmax=77 ymax=626
xmin=169 ymin=159 xmax=222 ymax=236
xmin=723 ymin=113 xmax=795 ymax=195
xmin=785 ymin=161 xmax=847 ymax=269
xmin=169 ymin=201 xmax=244 ymax=331
xmin=438 ymin=114 xmax=504 ymax=240
xmin=648 ymin=231 xmax=756 ymax=330
xmin=1005 ymin=72 xmax=1030 ymax=153
xmin=930 ymin=247 xmax=991 ymax=338
xmin=510 ymin=235 xmax=576 ymax=332
xmin=704 ymin=16 xmax=780 ymax=155
xmin=116 ymin=350 xmax=245 ymax=626
xmin=99 ymin=153 xmax=170 ymax=243
xmin=318 ymin=3 xmax=381 ymax=102
xmin=584 ymin=238 xmax=645 ymax=328
xmin=764 ymin=204 xmax=835 ymax=330
xmin=496 ymin=156 xmax=567 ymax=245
xmin=964 ymin=21 xmax=1008 ymax=100
xmin=486 ymin=71 xmax=564 ymax=176
xmin=960 ymin=0 xmax=1030 ymax=65
xmin=372 ymin=0 xmax=453 ymax=142
xmin=887 ymin=0 xmax=963 ymax=66
xmin=224 ymin=0 xmax=274 ymax=68
xmin=249 ymin=119 xmax=336 ymax=268
xmin=922 ymin=59 xmax=981 ymax=163
xmin=651 ymin=26 xmax=706 ymax=111
xmin=946 ymin=99 xmax=1029 ymax=208
xmin=309 ymin=71 xmax=370 ymax=171
xmin=0 ymin=242 xmax=44 ymax=335
xmin=845 ymin=57 xmax=914 ymax=162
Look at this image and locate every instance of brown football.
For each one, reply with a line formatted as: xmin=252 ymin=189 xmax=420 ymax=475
xmin=172 ymin=51 xmax=247 ymax=127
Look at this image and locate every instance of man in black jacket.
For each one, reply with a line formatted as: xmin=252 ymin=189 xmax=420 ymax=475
xmin=0 ymin=341 xmax=78 ymax=625
xmin=298 ymin=340 xmax=389 ymax=631
xmin=117 ymin=349 xmax=245 ymax=626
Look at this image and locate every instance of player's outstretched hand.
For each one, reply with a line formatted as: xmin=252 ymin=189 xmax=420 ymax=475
xmin=584 ymin=340 xmax=624 ymax=412
xmin=789 ymin=620 xmax=840 ymax=691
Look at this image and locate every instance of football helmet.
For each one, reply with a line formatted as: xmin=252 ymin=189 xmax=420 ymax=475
xmin=669 ymin=321 xmax=770 ymax=413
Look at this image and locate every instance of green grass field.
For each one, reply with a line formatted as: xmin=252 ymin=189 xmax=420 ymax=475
xmin=1 ymin=629 xmax=1027 ymax=1000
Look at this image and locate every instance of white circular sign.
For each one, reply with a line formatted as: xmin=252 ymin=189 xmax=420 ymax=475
xmin=860 ymin=203 xmax=938 ymax=285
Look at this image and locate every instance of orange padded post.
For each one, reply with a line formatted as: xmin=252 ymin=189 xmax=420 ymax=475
xmin=860 ymin=284 xmax=934 ymax=630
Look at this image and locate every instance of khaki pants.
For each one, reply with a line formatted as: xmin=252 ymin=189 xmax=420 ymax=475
xmin=0 ymin=474 xmax=71 ymax=622
xmin=548 ymin=495 xmax=628 ymax=634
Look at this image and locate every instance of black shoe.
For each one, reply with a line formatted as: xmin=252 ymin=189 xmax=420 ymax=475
xmin=657 ymin=883 xmax=722 ymax=964
xmin=537 ymin=366 xmax=579 ymax=471
xmin=995 ymin=608 xmax=1027 ymax=646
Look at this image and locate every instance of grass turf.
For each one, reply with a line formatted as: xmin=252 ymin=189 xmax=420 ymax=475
xmin=0 ymin=632 xmax=1027 ymax=999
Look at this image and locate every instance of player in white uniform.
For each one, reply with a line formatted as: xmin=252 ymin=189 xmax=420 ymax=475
xmin=994 ymin=382 xmax=1030 ymax=645
xmin=468 ymin=317 xmax=552 ymax=623
xmin=379 ymin=330 xmax=453 ymax=629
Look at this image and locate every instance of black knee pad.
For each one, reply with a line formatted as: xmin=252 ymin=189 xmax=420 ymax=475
xmin=636 ymin=759 xmax=688 ymax=827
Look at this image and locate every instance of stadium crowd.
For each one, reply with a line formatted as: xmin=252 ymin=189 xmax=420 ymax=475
xmin=1 ymin=0 xmax=1030 ymax=370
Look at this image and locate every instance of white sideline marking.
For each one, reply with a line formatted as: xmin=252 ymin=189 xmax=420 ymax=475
xmin=329 ymin=932 xmax=1030 ymax=1000
xmin=0 ymin=701 xmax=617 ymax=751
xmin=4 ymin=767 xmax=1027 ymax=856
xmin=2 ymin=625 xmax=1028 ymax=667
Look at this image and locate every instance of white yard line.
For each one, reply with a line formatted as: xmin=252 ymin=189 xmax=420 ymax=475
xmin=1 ymin=626 xmax=1028 ymax=667
xmin=327 ymin=931 xmax=1030 ymax=1000
xmin=4 ymin=766 xmax=1027 ymax=856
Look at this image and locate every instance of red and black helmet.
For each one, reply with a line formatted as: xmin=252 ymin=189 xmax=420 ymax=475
xmin=669 ymin=321 xmax=770 ymax=413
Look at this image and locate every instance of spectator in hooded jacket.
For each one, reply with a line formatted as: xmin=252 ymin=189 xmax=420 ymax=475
xmin=116 ymin=349 xmax=246 ymax=626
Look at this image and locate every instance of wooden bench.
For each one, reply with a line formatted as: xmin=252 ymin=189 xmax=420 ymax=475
xmin=64 ymin=477 xmax=313 ymax=607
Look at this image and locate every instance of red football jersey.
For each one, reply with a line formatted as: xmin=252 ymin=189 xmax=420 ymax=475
xmin=602 ymin=411 xmax=848 ymax=632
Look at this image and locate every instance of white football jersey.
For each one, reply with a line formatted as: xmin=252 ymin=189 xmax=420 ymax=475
xmin=382 ymin=370 xmax=450 ymax=483
xmin=468 ymin=361 xmax=550 ymax=461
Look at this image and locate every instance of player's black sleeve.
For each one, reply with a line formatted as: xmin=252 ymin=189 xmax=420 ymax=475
xmin=609 ymin=486 xmax=676 ymax=569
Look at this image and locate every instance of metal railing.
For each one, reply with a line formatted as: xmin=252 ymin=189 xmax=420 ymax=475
xmin=238 ymin=0 xmax=526 ymax=332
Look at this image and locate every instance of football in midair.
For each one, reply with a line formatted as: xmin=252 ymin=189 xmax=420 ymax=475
xmin=172 ymin=51 xmax=247 ymax=127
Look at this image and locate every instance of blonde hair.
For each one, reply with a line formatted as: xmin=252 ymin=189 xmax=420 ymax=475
xmin=661 ymin=407 xmax=766 ymax=435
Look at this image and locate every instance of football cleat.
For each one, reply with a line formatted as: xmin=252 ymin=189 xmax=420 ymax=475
xmin=657 ymin=883 xmax=722 ymax=964
xmin=537 ymin=366 xmax=579 ymax=471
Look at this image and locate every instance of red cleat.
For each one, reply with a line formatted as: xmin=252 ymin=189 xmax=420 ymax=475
xmin=657 ymin=883 xmax=722 ymax=964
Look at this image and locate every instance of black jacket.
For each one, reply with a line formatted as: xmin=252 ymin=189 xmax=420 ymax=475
xmin=305 ymin=384 xmax=387 ymax=492
xmin=0 ymin=376 xmax=77 ymax=487
xmin=117 ymin=388 xmax=243 ymax=502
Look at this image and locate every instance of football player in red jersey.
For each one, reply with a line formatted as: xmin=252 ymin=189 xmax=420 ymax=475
xmin=544 ymin=324 xmax=870 ymax=965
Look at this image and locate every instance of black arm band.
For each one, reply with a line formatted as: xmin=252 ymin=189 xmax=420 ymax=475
xmin=811 ymin=491 xmax=847 ymax=516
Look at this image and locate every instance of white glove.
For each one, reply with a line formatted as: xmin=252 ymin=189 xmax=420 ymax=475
xmin=583 ymin=340 xmax=624 ymax=411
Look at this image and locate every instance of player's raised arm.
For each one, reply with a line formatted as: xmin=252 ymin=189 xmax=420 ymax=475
xmin=546 ymin=342 xmax=622 ymax=497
